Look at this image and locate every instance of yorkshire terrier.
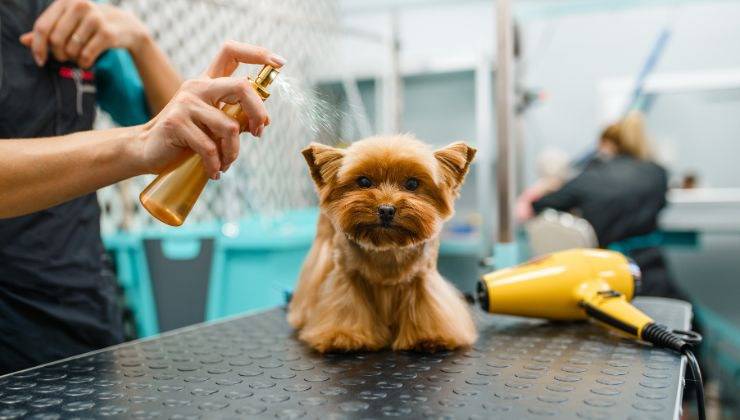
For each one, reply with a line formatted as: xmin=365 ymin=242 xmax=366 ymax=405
xmin=288 ymin=135 xmax=478 ymax=352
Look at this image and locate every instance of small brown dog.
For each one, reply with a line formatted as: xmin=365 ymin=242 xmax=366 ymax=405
xmin=288 ymin=135 xmax=478 ymax=352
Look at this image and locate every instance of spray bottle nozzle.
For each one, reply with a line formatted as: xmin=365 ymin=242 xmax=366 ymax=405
xmin=252 ymin=65 xmax=280 ymax=100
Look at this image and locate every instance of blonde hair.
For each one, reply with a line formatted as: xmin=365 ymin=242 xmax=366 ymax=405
xmin=601 ymin=111 xmax=651 ymax=160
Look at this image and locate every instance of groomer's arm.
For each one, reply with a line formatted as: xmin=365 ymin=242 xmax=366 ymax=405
xmin=1 ymin=41 xmax=282 ymax=219
xmin=531 ymin=177 xmax=583 ymax=214
xmin=0 ymin=126 xmax=148 ymax=218
xmin=0 ymin=77 xmax=247 ymax=219
xmin=125 ymin=23 xmax=181 ymax=114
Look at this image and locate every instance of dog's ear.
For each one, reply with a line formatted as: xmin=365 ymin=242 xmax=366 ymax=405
xmin=302 ymin=143 xmax=345 ymax=188
xmin=434 ymin=141 xmax=477 ymax=192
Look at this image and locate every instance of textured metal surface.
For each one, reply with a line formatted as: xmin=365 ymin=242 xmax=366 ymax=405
xmin=0 ymin=297 xmax=689 ymax=419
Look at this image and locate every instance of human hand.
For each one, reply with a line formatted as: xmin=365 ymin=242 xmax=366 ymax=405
xmin=19 ymin=0 xmax=149 ymax=68
xmin=133 ymin=41 xmax=285 ymax=180
xmin=203 ymin=40 xmax=286 ymax=137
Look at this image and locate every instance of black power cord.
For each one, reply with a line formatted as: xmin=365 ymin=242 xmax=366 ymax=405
xmin=684 ymin=350 xmax=706 ymax=420
xmin=642 ymin=323 xmax=705 ymax=420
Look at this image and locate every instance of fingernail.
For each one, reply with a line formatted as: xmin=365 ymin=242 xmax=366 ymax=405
xmin=270 ymin=53 xmax=286 ymax=67
xmin=33 ymin=53 xmax=45 ymax=67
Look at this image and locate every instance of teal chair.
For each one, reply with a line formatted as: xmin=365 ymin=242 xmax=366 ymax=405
xmin=144 ymin=237 xmax=214 ymax=332
xmin=105 ymin=223 xmax=220 ymax=337
xmin=206 ymin=208 xmax=319 ymax=320
xmin=104 ymin=232 xmax=158 ymax=337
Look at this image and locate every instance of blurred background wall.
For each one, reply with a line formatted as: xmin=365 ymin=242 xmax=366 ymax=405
xmin=334 ymin=0 xmax=740 ymax=187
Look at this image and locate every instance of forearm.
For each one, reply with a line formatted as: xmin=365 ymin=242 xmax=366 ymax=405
xmin=0 ymin=126 xmax=145 ymax=218
xmin=532 ymin=189 xmax=575 ymax=214
xmin=129 ymin=33 xmax=182 ymax=115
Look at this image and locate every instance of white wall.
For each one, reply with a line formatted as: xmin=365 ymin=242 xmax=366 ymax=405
xmin=522 ymin=1 xmax=740 ymax=185
xmin=336 ymin=0 xmax=740 ymax=186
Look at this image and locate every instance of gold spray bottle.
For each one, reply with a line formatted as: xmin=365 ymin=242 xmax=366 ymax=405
xmin=140 ymin=65 xmax=280 ymax=226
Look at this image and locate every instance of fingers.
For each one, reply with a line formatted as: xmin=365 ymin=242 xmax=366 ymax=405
xmin=191 ymin=78 xmax=269 ymax=137
xmin=178 ymin=120 xmax=222 ymax=180
xmin=238 ymin=86 xmax=269 ymax=138
xmin=19 ymin=32 xmax=33 ymax=47
xmin=48 ymin=1 xmax=88 ymax=62
xmin=23 ymin=0 xmax=99 ymax=66
xmin=78 ymin=31 xmax=108 ymax=68
xmin=190 ymin=101 xmax=241 ymax=171
xmin=65 ymin=12 xmax=98 ymax=61
xmin=206 ymin=40 xmax=286 ymax=78
xmin=28 ymin=0 xmax=66 ymax=66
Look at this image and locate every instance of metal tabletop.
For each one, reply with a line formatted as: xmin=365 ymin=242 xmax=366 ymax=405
xmin=0 ymin=297 xmax=691 ymax=419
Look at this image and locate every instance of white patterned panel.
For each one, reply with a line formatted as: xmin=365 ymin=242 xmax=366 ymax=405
xmin=97 ymin=0 xmax=338 ymax=231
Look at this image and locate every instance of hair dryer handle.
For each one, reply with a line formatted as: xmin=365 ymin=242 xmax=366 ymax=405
xmin=579 ymin=290 xmax=655 ymax=339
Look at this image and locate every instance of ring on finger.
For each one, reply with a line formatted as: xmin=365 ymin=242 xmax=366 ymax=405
xmin=71 ymin=34 xmax=84 ymax=44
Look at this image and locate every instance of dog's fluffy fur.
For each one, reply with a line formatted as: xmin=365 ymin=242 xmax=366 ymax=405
xmin=288 ymin=135 xmax=478 ymax=352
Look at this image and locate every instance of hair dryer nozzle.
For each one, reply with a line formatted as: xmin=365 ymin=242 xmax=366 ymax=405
xmin=476 ymin=280 xmax=490 ymax=312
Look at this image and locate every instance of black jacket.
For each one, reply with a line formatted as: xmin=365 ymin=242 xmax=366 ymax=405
xmin=533 ymin=154 xmax=668 ymax=247
xmin=532 ymin=154 xmax=688 ymax=299
xmin=0 ymin=0 xmax=123 ymax=374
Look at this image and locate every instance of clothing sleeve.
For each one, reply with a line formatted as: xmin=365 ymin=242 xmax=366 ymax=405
xmin=656 ymin=165 xmax=669 ymax=210
xmin=93 ymin=48 xmax=151 ymax=126
xmin=532 ymin=176 xmax=583 ymax=214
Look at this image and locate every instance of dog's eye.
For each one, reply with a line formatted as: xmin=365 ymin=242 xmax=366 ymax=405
xmin=356 ymin=176 xmax=373 ymax=188
xmin=404 ymin=178 xmax=420 ymax=191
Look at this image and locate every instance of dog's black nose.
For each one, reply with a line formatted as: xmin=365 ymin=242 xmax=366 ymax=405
xmin=378 ymin=205 xmax=396 ymax=223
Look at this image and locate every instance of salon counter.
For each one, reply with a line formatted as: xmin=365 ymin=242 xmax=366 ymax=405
xmin=0 ymin=297 xmax=690 ymax=419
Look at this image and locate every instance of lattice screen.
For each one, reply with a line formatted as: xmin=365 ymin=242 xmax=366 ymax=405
xmin=97 ymin=0 xmax=339 ymax=233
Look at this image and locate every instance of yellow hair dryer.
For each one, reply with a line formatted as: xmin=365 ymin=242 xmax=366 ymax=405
xmin=476 ymin=248 xmax=706 ymax=420
xmin=477 ymin=249 xmax=698 ymax=350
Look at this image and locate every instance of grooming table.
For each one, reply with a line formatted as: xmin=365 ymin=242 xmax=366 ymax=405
xmin=0 ymin=297 xmax=690 ymax=419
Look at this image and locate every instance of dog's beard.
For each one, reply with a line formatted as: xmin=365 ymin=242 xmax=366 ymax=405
xmin=350 ymin=223 xmax=421 ymax=249
xmin=338 ymin=207 xmax=441 ymax=250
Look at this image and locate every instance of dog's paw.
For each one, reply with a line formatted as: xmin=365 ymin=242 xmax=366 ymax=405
xmin=287 ymin=309 xmax=304 ymax=330
xmin=300 ymin=328 xmax=386 ymax=353
xmin=405 ymin=339 xmax=452 ymax=353
xmin=392 ymin=329 xmax=476 ymax=353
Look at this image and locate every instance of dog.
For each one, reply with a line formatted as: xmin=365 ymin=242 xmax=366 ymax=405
xmin=288 ymin=135 xmax=478 ymax=352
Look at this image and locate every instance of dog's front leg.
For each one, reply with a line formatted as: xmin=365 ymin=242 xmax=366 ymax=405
xmin=393 ymin=274 xmax=478 ymax=352
xmin=299 ymin=273 xmax=390 ymax=352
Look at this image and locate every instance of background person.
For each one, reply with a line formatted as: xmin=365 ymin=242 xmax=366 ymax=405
xmin=530 ymin=112 xmax=686 ymax=299
xmin=515 ymin=147 xmax=572 ymax=223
